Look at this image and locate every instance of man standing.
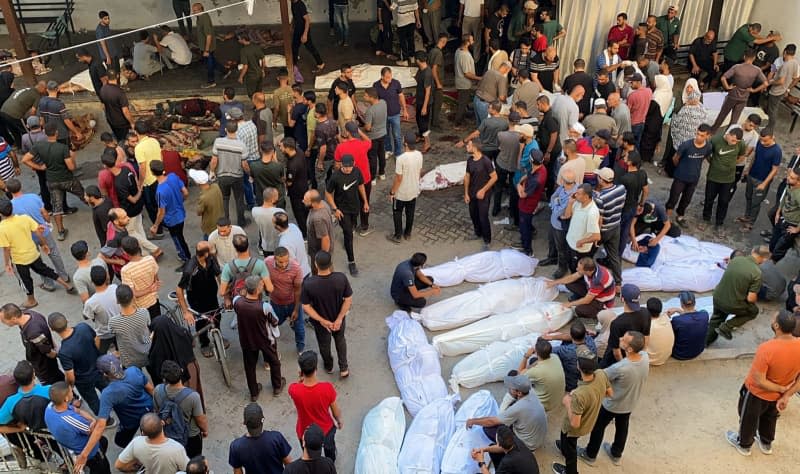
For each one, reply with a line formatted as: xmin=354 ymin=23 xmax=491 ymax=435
xmin=250 ymin=141 xmax=285 ymax=209
xmin=596 ymin=41 xmax=624 ymax=90
xmin=374 ymin=67 xmax=408 ymax=158
xmin=390 ymin=252 xmax=440 ymax=310
xmin=626 ymin=74 xmax=651 ymax=146
xmin=38 ymin=81 xmax=83 ymax=147
xmin=188 ymin=169 xmax=222 ymax=240
xmin=738 ymin=130 xmax=782 ymax=230
xmin=266 ymin=247 xmax=306 ymax=353
xmin=0 ymin=304 xmax=64 ymax=384
xmin=229 ymin=403 xmax=293 ymax=472
xmin=701 ymin=128 xmax=746 ymax=230
xmin=414 ymin=53 xmax=433 ymax=152
xmin=666 ymin=124 xmax=713 ymax=225
xmin=233 ymin=276 xmax=283 ymax=401
xmin=459 ymin=0 xmax=484 ymax=61
xmin=428 ymin=34 xmax=447 ymax=130
xmin=608 ymin=12 xmax=634 ymax=60
xmin=171 ymin=0 xmax=192 ymax=36
xmin=766 ymin=44 xmax=800 ymax=133
xmin=150 ymin=161 xmax=190 ymax=267
xmin=463 ymin=138 xmax=498 ymax=251
xmin=494 ymin=115 xmax=523 ymax=224
xmin=594 ymin=168 xmax=626 ymax=287
xmin=210 ymin=121 xmax=248 ymax=227
xmin=120 ymin=236 xmax=161 ymax=319
xmin=192 ymin=3 xmax=218 ymax=88
xmin=769 ymin=167 xmax=800 ymax=263
xmin=386 ymin=132 xmax=423 ymax=243
xmin=0 ymin=81 xmax=45 ymax=147
xmin=326 ymin=65 xmax=356 ymax=124
xmin=563 ymin=59 xmax=595 ymax=118
xmin=278 ymin=139 xmax=308 ymax=237
xmin=616 ymin=153 xmax=648 ymax=254
xmin=283 ymin=423 xmax=336 ymax=473
xmin=236 ymin=33 xmax=264 ymax=98
xmin=454 ymin=34 xmax=481 ymax=128
xmin=545 ymin=168 xmax=578 ymax=278
xmin=133 ymin=121 xmax=163 ymax=239
xmin=363 ymin=87 xmax=388 ymax=181
xmin=153 ymin=361 xmax=207 ymax=458
xmin=83 ymin=266 xmax=119 ymax=354
xmin=547 ymin=257 xmax=615 ymax=320
xmin=726 ymin=311 xmax=800 ymax=457
xmin=457 ymin=100 xmax=509 ymax=164
xmin=723 ymin=24 xmax=779 ymax=74
xmin=325 ymin=154 xmax=368 ymax=276
xmin=516 ymin=150 xmax=547 ymax=256
xmin=565 ymin=184 xmax=602 ymax=267
xmin=580 ymin=331 xmax=649 ymax=466
xmin=643 ymin=15 xmax=664 ymax=62
xmin=47 ymin=314 xmax=104 ymax=417
xmin=656 ymin=5 xmax=681 ymax=62
xmin=689 ymin=30 xmax=719 ymax=90
xmin=96 ymin=11 xmax=121 ymax=71
xmin=176 ymin=241 xmax=221 ymax=358
xmin=711 ymin=49 xmax=768 ymax=132
xmin=312 ymin=104 xmax=338 ymax=192
xmin=218 ymin=234 xmax=273 ymax=307
xmin=518 ymin=338 xmax=566 ymax=413
xmin=334 ymin=123 xmax=372 ymax=235
xmin=291 ymin=0 xmax=324 ymax=72
xmin=75 ymin=47 xmax=108 ymax=97
xmin=275 ymin=211 xmax=311 ymax=277
xmin=303 ymin=189 xmax=333 ymax=271
xmin=97 ymin=71 xmax=134 ymax=142
xmin=109 ymin=281 xmax=152 ymax=370
xmin=253 ymin=187 xmax=286 ymax=258
xmin=551 ymin=85 xmax=582 ymax=145
xmin=93 ymin=353 xmax=154 ymax=448
xmin=707 ymin=246 xmax=770 ymax=345
xmin=302 ymin=251 xmax=352 ymax=378
xmin=115 ymin=413 xmax=189 ymax=473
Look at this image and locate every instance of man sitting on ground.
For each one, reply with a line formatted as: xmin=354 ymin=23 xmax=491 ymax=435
xmin=389 ymin=252 xmax=440 ymax=310
xmin=518 ymin=337 xmax=566 ymax=412
xmin=547 ymin=257 xmax=615 ymax=319
xmin=667 ymin=291 xmax=709 ymax=360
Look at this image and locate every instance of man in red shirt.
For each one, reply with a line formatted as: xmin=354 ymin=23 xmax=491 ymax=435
xmin=532 ymin=24 xmax=547 ymax=53
xmin=608 ymin=12 xmax=635 ymax=60
xmin=626 ymin=74 xmax=652 ymax=147
xmin=288 ymin=351 xmax=343 ymax=461
xmin=98 ymin=147 xmax=137 ymax=208
xmin=334 ymin=121 xmax=373 ymax=234
xmin=265 ymin=247 xmax=305 ymax=353
xmin=547 ymin=257 xmax=616 ymax=319
xmin=575 ymin=130 xmax=611 ymax=185
xmin=515 ymin=150 xmax=547 ymax=256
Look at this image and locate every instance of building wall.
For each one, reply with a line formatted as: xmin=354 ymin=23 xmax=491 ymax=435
xmin=749 ymin=0 xmax=800 ymax=48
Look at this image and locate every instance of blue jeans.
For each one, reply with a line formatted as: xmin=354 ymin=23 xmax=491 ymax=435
xmin=333 ymin=5 xmax=349 ymax=43
xmin=204 ymin=51 xmax=218 ymax=84
xmin=473 ymin=96 xmax=489 ymax=127
xmin=632 ymin=123 xmax=645 ymax=148
xmin=384 ymin=114 xmax=402 ymax=154
xmin=242 ymin=170 xmax=255 ymax=209
xmin=273 ymin=302 xmax=305 ymax=352
xmin=520 ymin=211 xmax=534 ymax=254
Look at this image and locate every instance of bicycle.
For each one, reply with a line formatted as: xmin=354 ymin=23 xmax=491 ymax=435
xmin=162 ymin=296 xmax=233 ymax=388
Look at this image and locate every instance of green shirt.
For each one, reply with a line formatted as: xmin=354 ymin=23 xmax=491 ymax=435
xmin=195 ymin=13 xmax=216 ymax=53
xmin=562 ymin=369 xmax=609 ymax=437
xmin=713 ymin=256 xmax=762 ymax=311
xmin=780 ymin=186 xmax=800 ymax=224
xmin=725 ymin=25 xmax=754 ymax=61
xmin=239 ymin=43 xmax=264 ymax=77
xmin=525 ymin=355 xmax=566 ymax=413
xmin=541 ymin=20 xmax=563 ymax=44
xmin=272 ymin=86 xmax=294 ymax=127
xmin=656 ymin=15 xmax=681 ymax=45
xmin=32 ymin=140 xmax=72 ymax=183
xmin=706 ymin=133 xmax=746 ymax=183
xmin=0 ymin=88 xmax=41 ymax=119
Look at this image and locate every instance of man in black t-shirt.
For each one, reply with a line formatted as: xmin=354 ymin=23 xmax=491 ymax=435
xmin=485 ymin=4 xmax=509 ymax=53
xmin=176 ymin=241 xmax=221 ymax=355
xmin=390 ymin=253 xmax=440 ymax=310
xmin=301 ymin=251 xmax=353 ymax=377
xmin=600 ymin=285 xmax=651 ymax=369
xmin=98 ymin=71 xmax=133 ymax=142
xmin=325 ymin=154 xmax=368 ymax=276
xmin=472 ymin=425 xmax=539 ymax=474
xmin=313 ymin=103 xmax=338 ymax=192
xmin=688 ymin=30 xmax=718 ymax=89
xmin=327 ymin=65 xmax=356 ymax=122
xmin=290 ymin=0 xmax=324 ymax=71
xmin=464 ymin=138 xmax=498 ymax=250
xmin=535 ymin=95 xmax=561 ymax=197
xmin=0 ymin=305 xmax=64 ymax=385
xmin=280 ymin=137 xmax=309 ymax=236
xmin=283 ymin=423 xmax=336 ymax=474
xmin=76 ymin=48 xmax=108 ymax=96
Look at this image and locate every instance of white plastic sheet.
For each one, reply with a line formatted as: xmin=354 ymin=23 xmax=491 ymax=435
xmin=419 ymin=161 xmax=467 ymax=191
xmin=398 ymin=396 xmax=457 ymax=474
xmin=414 ymin=277 xmax=558 ymax=331
xmin=422 ymin=249 xmax=539 ymax=288
xmin=354 ymin=397 xmax=406 ymax=474
xmin=440 ymin=391 xmax=498 ymax=474
xmin=621 ymin=235 xmax=731 ymax=292
xmin=433 ymin=302 xmax=574 ymax=357
xmin=386 ymin=311 xmax=449 ymax=417
xmin=314 ymin=63 xmax=418 ymax=89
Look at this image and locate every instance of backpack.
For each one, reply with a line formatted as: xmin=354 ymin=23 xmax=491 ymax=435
xmin=157 ymin=385 xmax=192 ymax=445
xmin=226 ymin=257 xmax=258 ymax=299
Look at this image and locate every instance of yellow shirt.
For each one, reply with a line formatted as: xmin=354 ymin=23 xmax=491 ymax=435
xmin=0 ymin=215 xmax=41 ymax=265
xmin=134 ymin=136 xmax=163 ymax=186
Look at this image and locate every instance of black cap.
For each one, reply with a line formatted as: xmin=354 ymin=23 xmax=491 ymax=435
xmin=243 ymin=403 xmax=263 ymax=429
xmin=303 ymin=423 xmax=324 ymax=459
xmin=341 ymin=154 xmax=355 ymax=167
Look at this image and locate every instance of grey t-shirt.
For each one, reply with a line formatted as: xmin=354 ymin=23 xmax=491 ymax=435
xmin=476 ymin=69 xmax=508 ymax=102
xmin=478 ymin=116 xmax=509 ymax=152
xmin=770 ymin=58 xmax=800 ymax=96
xmin=252 ymin=206 xmax=285 ymax=253
xmin=307 ymin=206 xmax=334 ymax=255
xmin=455 ymin=48 xmax=476 ymax=90
xmin=365 ymin=100 xmax=387 ymax=140
xmin=512 ymin=81 xmax=542 ymax=112
xmin=582 ymin=113 xmax=618 ymax=139
xmin=118 ymin=435 xmax=189 ymax=474
xmin=72 ymin=258 xmax=106 ymax=298
xmin=724 ymin=63 xmax=767 ymax=101
xmin=212 ymin=137 xmax=246 ymax=178
xmin=497 ymin=392 xmax=548 ymax=451
xmin=82 ymin=284 xmax=120 ymax=340
xmin=108 ymin=309 xmax=152 ymax=368
xmin=611 ymin=102 xmax=632 ymax=135
xmin=602 ymin=352 xmax=650 ymax=414
xmin=496 ymin=130 xmax=521 ymax=172
xmin=153 ymin=384 xmax=204 ymax=437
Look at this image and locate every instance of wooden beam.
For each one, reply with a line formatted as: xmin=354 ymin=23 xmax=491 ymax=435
xmin=279 ymin=0 xmax=294 ymax=85
xmin=0 ymin=0 xmax=35 ymax=85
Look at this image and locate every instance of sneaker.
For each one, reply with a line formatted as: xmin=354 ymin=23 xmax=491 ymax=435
xmin=755 ymin=433 xmax=773 ymax=455
xmin=551 ymin=463 xmax=567 ymax=474
xmin=273 ymin=377 xmax=287 ymax=396
xmin=553 ymin=268 xmax=567 ymax=279
xmin=726 ymin=431 xmax=751 ymax=456
xmin=510 ymin=241 xmax=525 ymax=250
xmin=201 ymin=82 xmax=217 ymax=89
xmin=371 ymin=180 xmax=377 ymax=186
xmin=148 ymin=232 xmax=165 ymax=240
xmin=105 ymin=417 xmax=117 ymax=429
xmin=403 ymin=233 xmax=411 ymax=240
xmin=577 ymin=447 xmax=596 ymax=465
xmin=715 ymin=326 xmax=733 ymax=340
xmin=602 ymin=442 xmax=622 ymax=466
xmin=358 ymin=228 xmax=373 ymax=237
xmin=348 ymin=262 xmax=359 ymax=276
xmin=385 ymin=151 xmax=393 ymax=160
xmin=386 ymin=233 xmax=402 ymax=244
xmin=481 ymin=243 xmax=490 ymax=251
xmin=379 ymin=174 xmax=386 ymax=180
xmin=57 ymin=229 xmax=68 ymax=241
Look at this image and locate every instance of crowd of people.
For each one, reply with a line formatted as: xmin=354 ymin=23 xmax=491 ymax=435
xmin=0 ymin=1 xmax=800 ymax=473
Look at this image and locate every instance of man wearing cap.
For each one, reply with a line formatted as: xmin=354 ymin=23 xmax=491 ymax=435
xmin=582 ymin=100 xmax=618 ymax=139
xmin=515 ymin=149 xmax=547 ymax=256
xmin=334 ymin=122 xmax=372 ymax=236
xmin=283 ymin=423 xmax=336 ymax=473
xmin=466 ymin=371 xmax=548 ymax=457
xmin=210 ymin=121 xmax=248 ymax=227
xmin=189 ymin=169 xmax=223 ymax=240
xmin=548 ymin=257 xmax=614 ymax=320
xmin=626 ymin=74 xmax=651 ymax=147
xmin=37 ymin=80 xmax=83 ymax=148
xmin=600 ymin=284 xmax=651 ymax=368
xmin=594 ymin=167 xmax=626 ymax=286
xmin=553 ymin=350 xmax=610 ymax=474
xmin=580 ymin=331 xmax=649 ymax=467
xmin=463 ymin=137 xmax=498 ymax=251
xmin=656 ymin=6 xmax=681 ymax=63
xmin=494 ymin=114 xmax=524 ymax=226
xmin=92 ymin=354 xmax=154 ymax=448
xmin=707 ymin=246 xmax=769 ymax=345
xmin=387 ymin=131 xmax=423 ymax=243
xmin=325 ymin=153 xmax=368 ymax=276
xmin=229 ymin=402 xmax=293 ymax=473
xmin=666 ymin=291 xmax=709 ymax=360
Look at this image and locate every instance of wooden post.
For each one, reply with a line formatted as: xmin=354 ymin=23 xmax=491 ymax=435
xmin=279 ymin=0 xmax=294 ymax=85
xmin=0 ymin=0 xmax=35 ymax=85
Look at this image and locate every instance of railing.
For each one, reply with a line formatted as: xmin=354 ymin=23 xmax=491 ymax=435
xmin=1 ymin=431 xmax=75 ymax=473
xmin=0 ymin=1 xmax=76 ymax=35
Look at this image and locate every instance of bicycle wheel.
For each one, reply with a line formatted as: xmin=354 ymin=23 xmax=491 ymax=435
xmin=211 ymin=330 xmax=232 ymax=387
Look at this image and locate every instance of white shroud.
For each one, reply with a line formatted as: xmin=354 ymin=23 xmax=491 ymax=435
xmin=354 ymin=397 xmax=406 ymax=474
xmin=422 ymin=249 xmax=538 ymax=287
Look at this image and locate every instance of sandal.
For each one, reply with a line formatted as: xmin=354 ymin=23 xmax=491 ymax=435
xmin=734 ymin=216 xmax=751 ymax=223
xmin=201 ymin=346 xmax=214 ymax=358
xmin=65 ymin=286 xmax=77 ymax=295
xmin=340 ymin=370 xmax=350 ymax=378
xmin=21 ymin=300 xmax=38 ymax=309
xmin=38 ymin=283 xmax=56 ymax=292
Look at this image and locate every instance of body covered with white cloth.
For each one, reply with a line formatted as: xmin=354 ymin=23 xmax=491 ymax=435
xmin=354 ymin=397 xmax=406 ymax=474
xmin=397 ymin=396 xmax=457 ymax=474
xmin=421 ymin=249 xmax=538 ymax=287
xmin=440 ymin=390 xmax=498 ymax=474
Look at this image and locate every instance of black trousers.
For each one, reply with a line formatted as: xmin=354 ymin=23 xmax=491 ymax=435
xmin=15 ymin=257 xmax=60 ymax=295
xmin=114 ymin=426 xmax=138 ymax=448
xmin=703 ymin=180 xmax=734 ymax=225
xmin=551 ymin=227 xmax=571 ymax=271
xmin=586 ymin=406 xmax=631 ymax=459
xmin=665 ymin=178 xmax=698 ymax=216
xmin=377 ymin=7 xmax=393 ymax=54
xmin=559 ymin=431 xmax=579 ymax=474
xmin=770 ymin=220 xmax=798 ymax=263
xmin=218 ymin=175 xmax=246 ymax=226
xmin=311 ymin=319 xmax=348 ymax=372
xmin=146 ymin=299 xmax=162 ymax=320
xmin=0 ymin=112 xmax=25 ymax=147
xmin=85 ymin=436 xmax=110 ymax=474
xmin=690 ymin=61 xmax=716 ymax=88
xmin=392 ymin=198 xmax=416 ymax=238
xmin=416 ymin=103 xmax=431 ymax=137
xmin=165 ymin=221 xmax=191 ymax=262
xmin=172 ymin=0 xmax=192 ymax=35
xmin=431 ymin=88 xmax=444 ymax=128
xmin=359 ymin=182 xmax=371 ymax=230
xmin=397 ymin=23 xmax=415 ymax=61
xmin=599 ymin=227 xmax=622 ymax=285
xmin=455 ymin=89 xmax=472 ymax=125
xmin=340 ymin=211 xmax=357 ymax=262
xmin=468 ymin=196 xmax=492 ymax=243
xmin=565 ymin=278 xmax=607 ymax=319
xmin=737 ymin=384 xmax=779 ymax=448
xmin=289 ymin=194 xmax=309 ymax=237
xmin=185 ymin=434 xmax=203 ymax=458
xmin=368 ymin=137 xmax=386 ymax=177
xmin=242 ymin=344 xmax=282 ymax=397
xmin=291 ymin=31 xmax=323 ymax=66
xmin=35 ymin=169 xmax=53 ymax=211
xmin=395 ymin=275 xmax=433 ymax=310
xmin=492 ymin=167 xmax=514 ymax=216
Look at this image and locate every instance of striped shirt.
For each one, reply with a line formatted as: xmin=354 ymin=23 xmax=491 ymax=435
xmin=595 ymin=183 xmax=626 ymax=232
xmin=236 ymin=120 xmax=260 ymax=161
xmin=108 ymin=308 xmax=152 ymax=368
xmin=211 ymin=137 xmax=246 ymax=178
xmin=45 ymin=404 xmax=100 ymax=458
xmin=120 ymin=256 xmax=160 ymax=309
xmin=584 ymin=265 xmax=616 ymax=308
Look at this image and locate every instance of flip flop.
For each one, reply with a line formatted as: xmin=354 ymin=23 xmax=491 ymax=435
xmin=38 ymin=283 xmax=56 ymax=292
xmin=340 ymin=370 xmax=350 ymax=379
xmin=21 ymin=301 xmax=38 ymax=309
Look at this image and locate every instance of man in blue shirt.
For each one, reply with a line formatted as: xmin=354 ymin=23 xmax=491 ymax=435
xmin=543 ymin=321 xmax=598 ymax=391
xmin=667 ymin=291 xmax=709 ymax=360
xmin=389 ymin=253 xmax=440 ymax=310
xmin=0 ymin=361 xmax=50 ymax=426
xmin=91 ymin=354 xmax=153 ymax=448
xmin=149 ymin=160 xmax=190 ymax=267
xmin=666 ymin=124 xmax=713 ymax=225
xmin=545 ymin=168 xmax=579 ymax=279
xmin=45 ymin=381 xmax=111 ymax=474
xmin=739 ymin=129 xmax=783 ymax=229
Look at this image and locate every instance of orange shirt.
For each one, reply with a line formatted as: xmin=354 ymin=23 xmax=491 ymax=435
xmin=120 ymin=256 xmax=160 ymax=309
xmin=744 ymin=337 xmax=800 ymax=401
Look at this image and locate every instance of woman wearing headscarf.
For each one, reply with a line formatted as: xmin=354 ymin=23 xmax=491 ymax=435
xmin=148 ymin=314 xmax=205 ymax=407
xmin=639 ymin=75 xmax=673 ymax=163
xmin=659 ymin=78 xmax=708 ymax=176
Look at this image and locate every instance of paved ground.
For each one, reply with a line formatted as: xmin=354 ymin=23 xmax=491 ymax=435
xmin=2 ymin=21 xmax=800 ymax=474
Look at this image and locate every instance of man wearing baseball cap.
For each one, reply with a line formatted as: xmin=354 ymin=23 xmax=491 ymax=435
xmin=324 ymin=153 xmax=368 ymax=276
xmin=594 ymin=166 xmax=626 ymax=286
xmin=283 ymin=423 xmax=337 ymax=472
xmin=574 ymin=129 xmax=611 ymax=184
xmin=666 ymin=291 xmax=709 ymax=360
xmin=600 ymin=284 xmax=651 ymax=368
xmin=582 ymin=99 xmax=618 ymax=139
xmin=515 ymin=149 xmax=547 ymax=256
xmin=229 ymin=402 xmax=293 ymax=472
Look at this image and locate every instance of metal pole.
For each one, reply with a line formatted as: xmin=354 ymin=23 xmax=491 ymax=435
xmin=0 ymin=0 xmax=35 ymax=84
xmin=279 ymin=0 xmax=294 ymax=85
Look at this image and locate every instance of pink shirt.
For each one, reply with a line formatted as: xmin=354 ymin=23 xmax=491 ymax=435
xmin=265 ymin=256 xmax=302 ymax=305
xmin=627 ymin=87 xmax=653 ymax=125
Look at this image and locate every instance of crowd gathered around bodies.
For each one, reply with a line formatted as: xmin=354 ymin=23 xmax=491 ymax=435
xmin=0 ymin=1 xmax=800 ymax=473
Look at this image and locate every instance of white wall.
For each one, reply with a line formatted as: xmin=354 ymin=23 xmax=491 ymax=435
xmin=749 ymin=0 xmax=800 ymax=48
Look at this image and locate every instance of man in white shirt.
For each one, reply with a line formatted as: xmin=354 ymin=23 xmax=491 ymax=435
xmin=387 ymin=131 xmax=423 ymax=243
xmin=274 ymin=211 xmax=312 ymax=277
xmin=459 ymin=0 xmax=484 ymax=61
xmin=115 ymin=413 xmax=189 ymax=474
xmin=565 ymin=183 xmax=601 ymax=268
xmin=157 ymin=25 xmax=192 ymax=66
xmin=208 ymin=217 xmax=247 ymax=267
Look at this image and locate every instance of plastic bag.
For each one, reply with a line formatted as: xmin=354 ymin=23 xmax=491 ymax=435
xmin=440 ymin=391 xmax=499 ymax=474
xmin=354 ymin=397 xmax=406 ymax=474
xmin=398 ymin=396 xmax=457 ymax=474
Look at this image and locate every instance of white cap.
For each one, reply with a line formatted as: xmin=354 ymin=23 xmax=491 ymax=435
xmin=571 ymin=122 xmax=585 ymax=135
xmin=516 ymin=124 xmax=535 ymax=137
xmin=188 ymin=169 xmax=209 ymax=185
